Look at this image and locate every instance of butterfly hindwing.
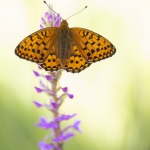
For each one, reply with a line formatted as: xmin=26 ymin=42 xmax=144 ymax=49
xmin=40 ymin=44 xmax=91 ymax=73
xmin=15 ymin=27 xmax=58 ymax=63
xmin=40 ymin=53 xmax=61 ymax=72
xmin=65 ymin=44 xmax=91 ymax=73
xmin=71 ymin=28 xmax=116 ymax=63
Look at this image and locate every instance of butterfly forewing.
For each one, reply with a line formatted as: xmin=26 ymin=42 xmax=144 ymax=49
xmin=15 ymin=27 xmax=58 ymax=63
xmin=71 ymin=28 xmax=116 ymax=63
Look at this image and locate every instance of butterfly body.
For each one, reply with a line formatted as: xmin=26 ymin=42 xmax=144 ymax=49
xmin=57 ymin=20 xmax=72 ymax=67
xmin=15 ymin=20 xmax=116 ymax=73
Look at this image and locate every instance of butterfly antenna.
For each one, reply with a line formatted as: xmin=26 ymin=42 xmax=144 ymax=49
xmin=43 ymin=1 xmax=63 ymax=19
xmin=66 ymin=6 xmax=87 ymax=20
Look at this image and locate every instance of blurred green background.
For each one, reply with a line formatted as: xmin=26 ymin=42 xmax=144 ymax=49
xmin=1 ymin=0 xmax=150 ymax=149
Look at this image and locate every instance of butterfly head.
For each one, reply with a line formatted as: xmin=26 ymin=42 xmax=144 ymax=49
xmin=60 ymin=20 xmax=68 ymax=28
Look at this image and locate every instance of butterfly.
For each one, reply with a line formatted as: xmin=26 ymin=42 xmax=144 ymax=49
xmin=15 ymin=20 xmax=116 ymax=73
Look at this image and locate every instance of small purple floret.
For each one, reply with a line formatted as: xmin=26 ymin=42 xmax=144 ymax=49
xmin=40 ymin=24 xmax=44 ymax=29
xmin=39 ymin=80 xmax=45 ymax=88
xmin=33 ymin=101 xmax=42 ymax=108
xmin=35 ymin=87 xmax=43 ymax=93
xmin=62 ymin=87 xmax=68 ymax=92
xmin=68 ymin=94 xmax=74 ymax=99
xmin=33 ymin=70 xmax=40 ymax=77
xmin=51 ymin=101 xmax=58 ymax=109
xmin=35 ymin=117 xmax=58 ymax=129
xmin=38 ymin=65 xmax=42 ymax=70
xmin=54 ymin=20 xmax=59 ymax=27
xmin=48 ymin=15 xmax=53 ymax=22
xmin=56 ymin=114 xmax=76 ymax=122
xmin=35 ymin=117 xmax=49 ymax=129
xmin=46 ymin=75 xmax=52 ymax=80
xmin=45 ymin=12 xmax=49 ymax=18
xmin=38 ymin=141 xmax=55 ymax=150
xmin=52 ymin=133 xmax=74 ymax=143
xmin=73 ymin=120 xmax=82 ymax=133
xmin=41 ymin=17 xmax=46 ymax=24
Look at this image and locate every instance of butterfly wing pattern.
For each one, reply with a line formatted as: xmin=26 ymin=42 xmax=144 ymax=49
xmin=71 ymin=28 xmax=116 ymax=63
xmin=15 ymin=20 xmax=116 ymax=73
xmin=15 ymin=27 xmax=59 ymax=64
xmin=40 ymin=45 xmax=91 ymax=73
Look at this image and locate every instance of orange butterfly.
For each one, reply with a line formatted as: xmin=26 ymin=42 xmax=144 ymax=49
xmin=15 ymin=19 xmax=116 ymax=73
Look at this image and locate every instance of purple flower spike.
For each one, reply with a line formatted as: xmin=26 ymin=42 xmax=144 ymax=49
xmin=41 ymin=17 xmax=46 ymax=24
xmin=45 ymin=12 xmax=49 ymax=18
xmin=48 ymin=15 xmax=53 ymax=22
xmin=52 ymin=133 xmax=74 ymax=143
xmin=33 ymin=70 xmax=40 ymax=77
xmin=56 ymin=114 xmax=76 ymax=122
xmin=73 ymin=120 xmax=82 ymax=133
xmin=46 ymin=75 xmax=52 ymax=80
xmin=35 ymin=87 xmax=43 ymax=93
xmin=38 ymin=141 xmax=55 ymax=150
xmin=33 ymin=101 xmax=42 ymax=108
xmin=40 ymin=24 xmax=44 ymax=29
xmin=62 ymin=87 xmax=68 ymax=92
xmin=68 ymin=94 xmax=74 ymax=99
xmin=34 ymin=9 xmax=81 ymax=149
